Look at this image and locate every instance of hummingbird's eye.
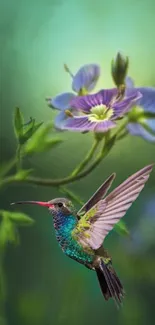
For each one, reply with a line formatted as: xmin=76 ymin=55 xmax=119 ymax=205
xmin=57 ymin=202 xmax=63 ymax=208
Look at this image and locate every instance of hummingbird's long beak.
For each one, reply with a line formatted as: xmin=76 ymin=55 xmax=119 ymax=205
xmin=10 ymin=201 xmax=54 ymax=208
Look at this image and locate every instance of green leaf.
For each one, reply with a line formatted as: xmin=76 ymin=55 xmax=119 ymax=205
xmin=14 ymin=107 xmax=24 ymax=139
xmin=31 ymin=122 xmax=44 ymax=134
xmin=22 ymin=121 xmax=43 ymax=143
xmin=24 ymin=123 xmax=62 ymax=154
xmin=114 ymin=220 xmax=129 ymax=236
xmin=0 ymin=216 xmax=18 ymax=247
xmin=14 ymin=169 xmax=33 ymax=180
xmin=0 ymin=210 xmax=34 ymax=226
xmin=8 ymin=212 xmax=34 ymax=225
xmin=21 ymin=118 xmax=35 ymax=142
xmin=37 ymin=138 xmax=62 ymax=152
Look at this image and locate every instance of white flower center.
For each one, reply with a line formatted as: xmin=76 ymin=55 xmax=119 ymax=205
xmin=88 ymin=105 xmax=113 ymax=123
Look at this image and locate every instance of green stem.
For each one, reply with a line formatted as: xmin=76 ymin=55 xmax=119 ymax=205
xmin=16 ymin=145 xmax=22 ymax=171
xmin=0 ymin=134 xmax=115 ymax=188
xmin=71 ymin=139 xmax=100 ymax=177
xmin=113 ymin=117 xmax=128 ymax=139
xmin=0 ymin=118 xmax=129 ymax=189
xmin=117 ymin=130 xmax=129 ymax=140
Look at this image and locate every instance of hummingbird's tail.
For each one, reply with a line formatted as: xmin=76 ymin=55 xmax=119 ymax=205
xmin=96 ymin=258 xmax=125 ymax=308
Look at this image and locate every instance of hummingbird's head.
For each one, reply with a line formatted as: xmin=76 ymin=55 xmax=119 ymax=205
xmin=47 ymin=198 xmax=76 ymax=215
xmin=11 ymin=198 xmax=76 ymax=216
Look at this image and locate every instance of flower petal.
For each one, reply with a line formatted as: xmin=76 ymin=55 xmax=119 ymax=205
xmin=135 ymin=87 xmax=155 ymax=113
xmin=47 ymin=93 xmax=76 ymax=110
xmin=72 ymin=64 xmax=100 ymax=93
xmin=62 ymin=116 xmax=115 ymax=133
xmin=62 ymin=116 xmax=96 ymax=132
xmin=70 ymin=89 xmax=117 ymax=112
xmin=97 ymin=89 xmax=118 ymax=106
xmin=147 ymin=118 xmax=155 ymax=132
xmin=54 ymin=111 xmax=67 ymax=130
xmin=54 ymin=108 xmax=80 ymax=130
xmin=94 ymin=120 xmax=116 ymax=132
xmin=127 ymin=122 xmax=155 ymax=142
xmin=112 ymin=91 xmax=142 ymax=118
xmin=125 ymin=76 xmax=135 ymax=88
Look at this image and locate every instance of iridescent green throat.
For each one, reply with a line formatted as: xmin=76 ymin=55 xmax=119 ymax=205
xmin=52 ymin=212 xmax=94 ymax=264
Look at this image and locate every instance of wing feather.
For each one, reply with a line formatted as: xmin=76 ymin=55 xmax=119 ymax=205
xmin=72 ymin=165 xmax=153 ymax=250
xmin=77 ymin=173 xmax=115 ymax=217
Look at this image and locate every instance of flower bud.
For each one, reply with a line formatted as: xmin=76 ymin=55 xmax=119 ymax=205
xmin=111 ymin=52 xmax=129 ymax=87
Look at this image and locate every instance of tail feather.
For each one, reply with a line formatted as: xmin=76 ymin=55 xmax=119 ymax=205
xmin=96 ymin=258 xmax=125 ymax=307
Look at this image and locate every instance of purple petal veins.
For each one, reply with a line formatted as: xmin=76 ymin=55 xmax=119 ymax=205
xmin=62 ymin=116 xmax=116 ymax=132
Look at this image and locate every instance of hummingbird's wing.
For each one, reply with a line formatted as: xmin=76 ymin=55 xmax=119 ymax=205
xmin=77 ymin=173 xmax=116 ymax=217
xmin=72 ymin=165 xmax=153 ymax=250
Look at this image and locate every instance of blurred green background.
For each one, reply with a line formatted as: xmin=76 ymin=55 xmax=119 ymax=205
xmin=1 ymin=0 xmax=155 ymax=324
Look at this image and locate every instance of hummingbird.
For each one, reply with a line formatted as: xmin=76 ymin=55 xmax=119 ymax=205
xmin=11 ymin=165 xmax=153 ymax=307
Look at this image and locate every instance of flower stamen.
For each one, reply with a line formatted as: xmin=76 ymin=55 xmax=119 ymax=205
xmin=88 ymin=105 xmax=113 ymax=123
xmin=65 ymin=110 xmax=74 ymax=118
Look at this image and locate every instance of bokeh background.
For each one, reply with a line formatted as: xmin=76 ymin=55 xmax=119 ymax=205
xmin=1 ymin=0 xmax=155 ymax=324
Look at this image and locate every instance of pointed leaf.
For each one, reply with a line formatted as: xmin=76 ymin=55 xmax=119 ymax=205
xmin=31 ymin=122 xmax=44 ymax=134
xmin=0 ymin=210 xmax=34 ymax=226
xmin=13 ymin=107 xmax=24 ymax=139
xmin=24 ymin=123 xmax=62 ymax=154
xmin=23 ymin=118 xmax=35 ymax=133
xmin=37 ymin=138 xmax=62 ymax=152
xmin=8 ymin=212 xmax=34 ymax=225
xmin=0 ymin=216 xmax=18 ymax=247
xmin=22 ymin=118 xmax=35 ymax=142
xmin=22 ymin=121 xmax=43 ymax=143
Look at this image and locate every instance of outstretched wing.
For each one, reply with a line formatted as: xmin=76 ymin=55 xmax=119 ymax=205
xmin=77 ymin=173 xmax=116 ymax=217
xmin=72 ymin=165 xmax=153 ymax=250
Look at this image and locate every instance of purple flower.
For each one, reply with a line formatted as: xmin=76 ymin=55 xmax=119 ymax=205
xmin=46 ymin=64 xmax=100 ymax=129
xmin=58 ymin=88 xmax=141 ymax=133
xmin=126 ymin=77 xmax=155 ymax=142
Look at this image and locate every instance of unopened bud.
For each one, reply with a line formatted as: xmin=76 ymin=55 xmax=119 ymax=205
xmin=111 ymin=52 xmax=129 ymax=87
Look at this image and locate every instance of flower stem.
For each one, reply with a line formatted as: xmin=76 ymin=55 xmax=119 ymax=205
xmin=113 ymin=117 xmax=128 ymax=139
xmin=71 ymin=139 xmax=100 ymax=177
xmin=16 ymin=145 xmax=22 ymax=171
xmin=0 ymin=118 xmax=128 ymax=189
xmin=0 ymin=134 xmax=115 ymax=188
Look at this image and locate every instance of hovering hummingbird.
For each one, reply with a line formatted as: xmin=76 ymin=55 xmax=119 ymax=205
xmin=11 ymin=165 xmax=153 ymax=307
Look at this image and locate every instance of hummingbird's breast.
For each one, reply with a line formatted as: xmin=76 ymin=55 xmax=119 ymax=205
xmin=53 ymin=212 xmax=94 ymax=265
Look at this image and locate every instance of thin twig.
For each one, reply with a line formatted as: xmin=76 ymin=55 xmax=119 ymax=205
xmin=71 ymin=139 xmax=101 ymax=176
